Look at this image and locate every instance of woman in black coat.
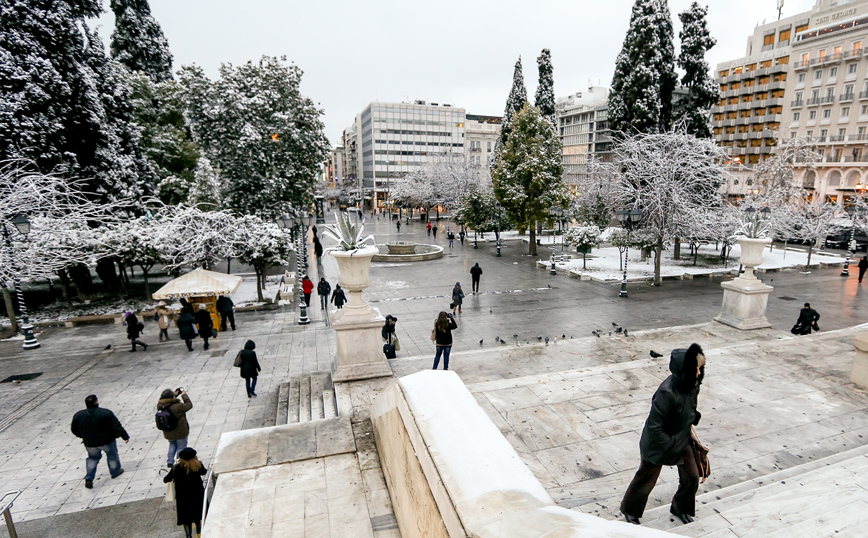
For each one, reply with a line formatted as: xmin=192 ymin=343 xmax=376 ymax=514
xmin=193 ymin=304 xmax=213 ymax=350
xmin=176 ymin=310 xmax=197 ymax=352
xmin=432 ymin=311 xmax=458 ymax=370
xmin=163 ymin=447 xmax=207 ymax=538
xmin=238 ymin=340 xmax=262 ymax=398
xmin=620 ymin=343 xmax=705 ymax=526
xmin=124 ymin=312 xmax=148 ymax=352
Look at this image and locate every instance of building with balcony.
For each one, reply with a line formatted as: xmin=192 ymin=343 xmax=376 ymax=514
xmin=464 ymin=114 xmax=502 ymax=183
xmin=554 ymin=87 xmax=612 ymax=190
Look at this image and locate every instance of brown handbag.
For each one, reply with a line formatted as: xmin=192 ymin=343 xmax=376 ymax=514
xmin=691 ymin=426 xmax=710 ymax=483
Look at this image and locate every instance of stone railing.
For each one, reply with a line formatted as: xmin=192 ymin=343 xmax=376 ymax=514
xmin=370 ymin=370 xmax=678 ymax=538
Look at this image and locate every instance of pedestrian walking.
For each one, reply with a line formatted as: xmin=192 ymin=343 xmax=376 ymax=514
xmin=236 ymin=340 xmax=261 ymax=398
xmin=432 ymin=226 xmax=437 ymax=239
xmin=124 ymin=311 xmax=148 ymax=352
xmin=859 ymin=256 xmax=868 ymax=283
xmin=382 ymin=315 xmax=398 ymax=359
xmin=155 ymin=302 xmax=172 ymax=342
xmin=216 ymin=295 xmax=236 ymax=331
xmin=791 ymin=302 xmax=820 ymax=335
xmin=432 ymin=312 xmax=458 ymax=370
xmin=331 ymin=284 xmax=347 ymax=309
xmin=620 ymin=344 xmax=706 ymax=526
xmin=163 ymin=447 xmax=207 ymax=538
xmin=470 ymin=263 xmax=483 ymax=294
xmin=451 ymin=282 xmax=465 ymax=315
xmin=71 ymin=394 xmax=129 ymax=489
xmin=396 ymin=220 xmax=401 ymax=233
xmin=194 ymin=304 xmax=213 ymax=350
xmin=427 ymin=221 xmax=432 ymax=236
xmin=177 ymin=307 xmax=197 ymax=352
xmin=301 ymin=275 xmax=314 ymax=307
xmin=459 ymin=230 xmax=465 ymax=245
xmin=317 ymin=277 xmax=332 ymax=309
xmin=313 ymin=237 xmax=324 ymax=260
xmin=156 ymin=388 xmax=193 ymax=468
xmin=447 ymin=230 xmax=455 ymax=248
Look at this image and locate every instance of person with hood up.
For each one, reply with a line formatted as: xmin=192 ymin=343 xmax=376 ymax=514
xmin=194 ymin=304 xmax=213 ymax=350
xmin=451 ymin=282 xmax=465 ymax=315
xmin=163 ymin=447 xmax=207 ymax=538
xmin=155 ymin=302 xmax=172 ymax=342
xmin=313 ymin=237 xmax=324 ymax=260
xmin=331 ymin=284 xmax=347 ymax=309
xmin=791 ymin=303 xmax=820 ymax=335
xmin=176 ymin=307 xmax=197 ymax=352
xmin=317 ymin=277 xmax=332 ymax=309
xmin=157 ymin=388 xmax=193 ymax=468
xmin=238 ymin=340 xmax=262 ymax=398
xmin=124 ymin=312 xmax=148 ymax=352
xmin=620 ymin=343 xmax=706 ymax=526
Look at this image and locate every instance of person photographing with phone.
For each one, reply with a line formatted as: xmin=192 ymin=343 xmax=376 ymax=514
xmin=432 ymin=311 xmax=458 ymax=370
xmin=156 ymin=387 xmax=193 ymax=468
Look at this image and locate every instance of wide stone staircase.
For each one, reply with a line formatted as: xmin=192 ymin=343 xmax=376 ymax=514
xmin=275 ymin=372 xmax=338 ymax=425
xmin=639 ymin=444 xmax=868 ymax=537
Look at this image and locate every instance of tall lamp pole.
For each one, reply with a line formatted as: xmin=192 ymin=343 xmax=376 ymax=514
xmin=841 ymin=201 xmax=866 ymax=277
xmin=2 ymin=215 xmax=40 ymax=349
xmin=616 ymin=209 xmax=644 ymax=298
xmin=495 ymin=201 xmax=503 ymax=257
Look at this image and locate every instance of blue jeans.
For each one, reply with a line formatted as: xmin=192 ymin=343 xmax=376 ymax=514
xmin=320 ymin=295 xmax=328 ymax=309
xmin=246 ymin=377 xmax=257 ymax=396
xmin=85 ymin=440 xmax=121 ymax=480
xmin=167 ymin=437 xmax=188 ymax=466
xmin=433 ymin=345 xmax=452 ymax=370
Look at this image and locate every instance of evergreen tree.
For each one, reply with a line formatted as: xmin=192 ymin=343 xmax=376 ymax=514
xmin=187 ymin=157 xmax=223 ymax=210
xmin=496 ymin=57 xmax=528 ymax=152
xmin=110 ymin=0 xmax=173 ymax=82
xmin=676 ymin=2 xmax=718 ymax=138
xmin=609 ymin=0 xmax=677 ymax=135
xmin=534 ymin=49 xmax=556 ymax=127
xmin=492 ymin=104 xmax=569 ymax=256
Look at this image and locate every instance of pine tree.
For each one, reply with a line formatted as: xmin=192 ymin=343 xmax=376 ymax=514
xmin=609 ymin=0 xmax=677 ymax=135
xmin=497 ymin=57 xmax=528 ymax=151
xmin=534 ymin=49 xmax=556 ymax=127
xmin=676 ymin=2 xmax=718 ymax=138
xmin=188 ymin=157 xmax=223 ymax=210
xmin=110 ymin=0 xmax=173 ymax=82
xmin=492 ymin=104 xmax=569 ymax=256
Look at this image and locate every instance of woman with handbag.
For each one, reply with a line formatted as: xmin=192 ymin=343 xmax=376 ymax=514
xmin=451 ymin=282 xmax=465 ymax=315
xmin=237 ymin=340 xmax=261 ymax=398
xmin=620 ymin=343 xmax=706 ymax=526
xmin=432 ymin=311 xmax=458 ymax=370
xmin=124 ymin=312 xmax=148 ymax=352
xmin=163 ymin=447 xmax=207 ymax=538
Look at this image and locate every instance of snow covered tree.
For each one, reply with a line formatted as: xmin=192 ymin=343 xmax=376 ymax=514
xmin=534 ymin=49 xmax=556 ymax=127
xmin=109 ymin=0 xmax=173 ymax=82
xmin=235 ymin=216 xmax=293 ymax=301
xmin=496 ymin=57 xmax=528 ymax=153
xmin=392 ymin=152 xmax=480 ymax=217
xmin=157 ymin=206 xmax=243 ymax=270
xmin=603 ymin=131 xmax=728 ymax=285
xmin=454 ymin=184 xmax=510 ymax=239
xmin=565 ymin=224 xmax=601 ymax=269
xmin=187 ymin=158 xmax=223 ymax=210
xmin=609 ymin=0 xmax=677 ymax=135
xmin=99 ymin=214 xmax=167 ymax=299
xmin=178 ymin=57 xmax=330 ymax=219
xmin=492 ymin=104 xmax=569 ymax=256
xmin=575 ymin=166 xmax=619 ymax=229
xmin=777 ymin=197 xmax=840 ymax=269
xmin=675 ymin=2 xmax=718 ymax=138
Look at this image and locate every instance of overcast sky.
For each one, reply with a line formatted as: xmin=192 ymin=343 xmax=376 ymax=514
xmin=95 ymin=0 xmax=817 ymax=145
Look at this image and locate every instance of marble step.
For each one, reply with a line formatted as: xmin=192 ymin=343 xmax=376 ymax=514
xmin=276 ymin=372 xmax=338 ymax=425
xmin=639 ymin=445 xmax=868 ymax=536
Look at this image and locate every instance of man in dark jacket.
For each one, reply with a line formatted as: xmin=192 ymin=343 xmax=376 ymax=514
xmin=157 ymin=388 xmax=193 ymax=467
xmin=621 ymin=344 xmax=705 ymax=525
xmin=194 ymin=304 xmax=213 ymax=350
xmin=177 ymin=308 xmax=197 ymax=351
xmin=859 ymin=256 xmax=868 ymax=283
xmin=470 ymin=263 xmax=483 ymax=294
xmin=317 ymin=278 xmax=332 ymax=309
xmin=216 ymin=295 xmax=236 ymax=331
xmin=71 ymin=395 xmax=130 ymax=488
xmin=792 ymin=303 xmax=820 ymax=335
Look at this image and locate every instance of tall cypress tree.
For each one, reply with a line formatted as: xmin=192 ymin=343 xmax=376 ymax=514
xmin=497 ymin=57 xmax=528 ymax=151
xmin=676 ymin=2 xmax=718 ymax=138
xmin=110 ymin=0 xmax=173 ymax=82
xmin=609 ymin=0 xmax=677 ymax=135
xmin=534 ymin=48 xmax=556 ymax=127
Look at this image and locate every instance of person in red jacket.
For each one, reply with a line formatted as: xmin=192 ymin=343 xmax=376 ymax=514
xmin=301 ymin=275 xmax=314 ymax=307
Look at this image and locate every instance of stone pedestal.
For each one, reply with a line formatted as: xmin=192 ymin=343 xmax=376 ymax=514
xmin=329 ymin=247 xmax=393 ymax=382
xmin=714 ymin=236 xmax=774 ymax=330
xmin=850 ymin=334 xmax=868 ymax=388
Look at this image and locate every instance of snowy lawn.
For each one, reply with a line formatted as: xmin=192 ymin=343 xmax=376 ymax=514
xmin=542 ymin=243 xmax=845 ymax=282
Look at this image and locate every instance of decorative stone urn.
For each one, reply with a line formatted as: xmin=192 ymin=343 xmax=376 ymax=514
xmin=714 ymin=236 xmax=774 ymax=330
xmin=328 ymin=246 xmax=393 ymax=382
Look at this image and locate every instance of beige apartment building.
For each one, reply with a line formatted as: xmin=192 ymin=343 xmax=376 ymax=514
xmin=554 ymin=87 xmax=612 ymax=191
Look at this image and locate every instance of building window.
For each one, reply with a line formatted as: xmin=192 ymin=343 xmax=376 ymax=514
xmin=793 ymin=112 xmax=801 ymax=121
xmin=487 ymin=141 xmax=491 ymax=151
xmin=842 ymin=107 xmax=850 ymax=117
xmin=823 ymin=109 xmax=832 ymax=118
xmin=830 ymin=67 xmax=838 ymax=78
xmin=809 ymin=111 xmax=818 ymax=119
xmin=798 ymin=73 xmax=806 ymax=82
xmin=815 ymin=69 xmax=823 ymax=80
xmin=801 ymin=52 xmax=810 ymax=64
xmin=862 ymin=105 xmax=868 ymax=114
xmin=855 ymin=41 xmax=863 ymax=52
xmin=849 ymin=63 xmax=859 ymax=74
xmin=779 ymin=29 xmax=791 ymax=42
xmin=763 ymin=34 xmax=774 ymax=46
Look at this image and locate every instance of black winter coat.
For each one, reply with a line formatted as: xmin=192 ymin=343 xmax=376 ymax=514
xmin=332 ymin=288 xmax=347 ymax=306
xmin=177 ymin=312 xmax=197 ymax=340
xmin=71 ymin=407 xmax=130 ymax=447
xmin=216 ymin=296 xmax=234 ymax=313
xmin=194 ymin=310 xmax=212 ymax=338
xmin=239 ymin=340 xmax=261 ymax=379
xmin=434 ymin=316 xmax=458 ymax=346
xmin=163 ymin=464 xmax=207 ymax=525
xmin=126 ymin=314 xmax=143 ymax=339
xmin=317 ymin=281 xmax=331 ymax=296
xmin=638 ymin=348 xmax=701 ymax=466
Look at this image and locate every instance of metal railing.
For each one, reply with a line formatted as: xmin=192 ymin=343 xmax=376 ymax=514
xmin=0 ymin=490 xmax=21 ymax=538
xmin=201 ymin=470 xmax=217 ymax=527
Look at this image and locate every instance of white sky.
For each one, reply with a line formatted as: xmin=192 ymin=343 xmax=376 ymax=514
xmin=94 ymin=0 xmax=817 ymax=145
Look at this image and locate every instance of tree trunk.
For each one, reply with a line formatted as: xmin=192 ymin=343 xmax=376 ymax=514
xmin=56 ymin=270 xmax=71 ymax=300
xmin=2 ymin=287 xmax=18 ymax=332
xmin=693 ymin=246 xmax=699 ymax=266
xmin=67 ymin=263 xmax=94 ymax=301
xmin=96 ymin=258 xmax=121 ymax=293
xmin=674 ymin=237 xmax=681 ymax=260
xmin=806 ymin=244 xmax=813 ymax=268
xmin=529 ymin=225 xmax=537 ymax=256
xmin=227 ymin=257 xmax=232 ymax=274
xmin=654 ymin=237 xmax=664 ymax=286
xmin=256 ymin=267 xmax=265 ymax=302
xmin=140 ymin=266 xmax=151 ymax=300
xmin=582 ymin=252 xmax=587 ymax=270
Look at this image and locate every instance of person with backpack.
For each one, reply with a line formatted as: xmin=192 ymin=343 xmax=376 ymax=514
xmin=124 ymin=311 xmax=148 ymax=352
xmin=382 ymin=315 xmax=398 ymax=359
xmin=163 ymin=447 xmax=207 ymax=538
xmin=237 ymin=340 xmax=262 ymax=398
xmin=317 ymin=277 xmax=332 ymax=310
xmin=331 ymin=284 xmax=347 ymax=309
xmin=156 ymin=388 xmax=193 ymax=468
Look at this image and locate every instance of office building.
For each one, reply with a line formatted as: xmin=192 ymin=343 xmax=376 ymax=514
xmin=464 ymin=114 xmax=502 ymax=183
xmin=555 ymin=87 xmax=612 ymax=190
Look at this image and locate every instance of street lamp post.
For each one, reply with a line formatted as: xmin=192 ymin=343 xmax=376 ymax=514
xmin=616 ymin=209 xmax=644 ymax=298
xmin=2 ymin=215 xmax=40 ymax=349
xmin=548 ymin=207 xmax=564 ymax=275
xmin=841 ymin=204 xmax=866 ymax=277
xmin=495 ymin=202 xmax=503 ymax=257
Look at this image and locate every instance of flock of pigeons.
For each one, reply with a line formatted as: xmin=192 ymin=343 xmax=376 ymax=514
xmin=480 ymin=322 xmax=665 ymax=359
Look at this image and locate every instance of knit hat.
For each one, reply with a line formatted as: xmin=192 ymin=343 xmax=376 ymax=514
xmin=160 ymin=388 xmax=175 ymax=400
xmin=199 ymin=303 xmax=207 ymax=310
xmin=178 ymin=447 xmax=197 ymax=460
